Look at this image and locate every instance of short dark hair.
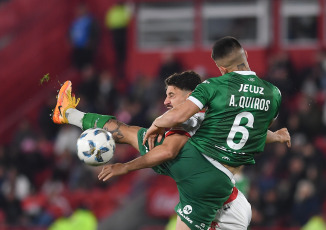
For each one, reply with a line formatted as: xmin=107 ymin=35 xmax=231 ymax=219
xmin=165 ymin=70 xmax=202 ymax=91
xmin=211 ymin=36 xmax=242 ymax=61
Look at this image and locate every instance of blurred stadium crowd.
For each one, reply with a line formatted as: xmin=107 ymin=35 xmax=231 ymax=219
xmin=2 ymin=48 xmax=326 ymax=230
xmin=1 ymin=1 xmax=326 ymax=230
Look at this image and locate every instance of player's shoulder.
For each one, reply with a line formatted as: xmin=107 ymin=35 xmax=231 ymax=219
xmin=200 ymin=75 xmax=229 ymax=87
xmin=195 ymin=77 xmax=221 ymax=92
xmin=259 ymin=78 xmax=281 ymax=94
xmin=200 ymin=77 xmax=217 ymax=84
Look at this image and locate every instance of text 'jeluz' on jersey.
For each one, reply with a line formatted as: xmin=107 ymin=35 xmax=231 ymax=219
xmin=238 ymin=84 xmax=264 ymax=95
xmin=229 ymin=84 xmax=270 ymax=111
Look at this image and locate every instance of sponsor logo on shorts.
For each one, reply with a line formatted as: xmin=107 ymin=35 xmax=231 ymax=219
xmin=142 ymin=132 xmax=150 ymax=153
xmin=183 ymin=205 xmax=192 ymax=214
xmin=177 ymin=208 xmax=193 ymax=224
xmin=194 ymin=224 xmax=204 ymax=230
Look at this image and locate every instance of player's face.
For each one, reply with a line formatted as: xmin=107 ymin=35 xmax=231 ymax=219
xmin=164 ymin=86 xmax=190 ymax=109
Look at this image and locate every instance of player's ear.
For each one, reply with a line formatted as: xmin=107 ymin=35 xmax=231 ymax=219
xmin=245 ymin=50 xmax=248 ymax=59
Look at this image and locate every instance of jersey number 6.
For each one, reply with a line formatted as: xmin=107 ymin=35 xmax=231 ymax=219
xmin=227 ymin=112 xmax=254 ymax=150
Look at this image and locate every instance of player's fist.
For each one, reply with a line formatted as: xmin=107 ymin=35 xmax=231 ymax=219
xmin=275 ymin=128 xmax=291 ymax=147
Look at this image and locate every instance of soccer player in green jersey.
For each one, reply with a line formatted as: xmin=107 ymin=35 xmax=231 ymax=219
xmin=53 ymin=70 xmax=289 ymax=230
xmin=143 ymin=36 xmax=284 ymax=229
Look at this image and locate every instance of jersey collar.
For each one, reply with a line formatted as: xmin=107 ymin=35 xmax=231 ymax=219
xmin=233 ymin=71 xmax=256 ymax=75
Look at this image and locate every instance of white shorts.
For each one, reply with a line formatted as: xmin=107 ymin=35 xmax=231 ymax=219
xmin=209 ymin=188 xmax=252 ymax=230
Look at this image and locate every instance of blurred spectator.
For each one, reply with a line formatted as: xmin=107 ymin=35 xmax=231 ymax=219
xmin=3 ymin=192 xmax=23 ymax=225
xmin=155 ymin=49 xmax=184 ymax=99
xmin=69 ymin=3 xmax=99 ymax=70
xmin=68 ymin=164 xmax=96 ymax=190
xmin=314 ymin=51 xmax=326 ymax=92
xmin=265 ymin=52 xmax=297 ymax=127
xmin=292 ymin=180 xmax=320 ymax=226
xmin=128 ymin=73 xmax=155 ymax=104
xmin=261 ymin=188 xmax=279 ymax=226
xmin=128 ymin=100 xmax=149 ymax=127
xmin=76 ymin=64 xmax=99 ymax=110
xmin=42 ymin=178 xmax=72 ymax=221
xmin=296 ymin=94 xmax=322 ymax=139
xmin=49 ymin=208 xmax=97 ymax=230
xmin=38 ymin=95 xmax=60 ymax=140
xmin=95 ymin=70 xmax=120 ymax=115
xmin=115 ymin=97 xmax=149 ymax=127
xmin=145 ymin=95 xmax=167 ymax=125
xmin=10 ymin=119 xmax=37 ymax=155
xmin=105 ymin=1 xmax=133 ymax=77
xmin=54 ymin=126 xmax=81 ymax=155
xmin=322 ymin=100 xmax=326 ymax=127
xmin=301 ymin=50 xmax=326 ymax=93
xmin=248 ymin=185 xmax=263 ymax=226
xmin=53 ymin=149 xmax=74 ymax=182
xmin=158 ymin=49 xmax=183 ymax=83
xmin=1 ymin=167 xmax=31 ymax=201
xmin=302 ymin=214 xmax=326 ymax=230
xmin=9 ymin=120 xmax=50 ymax=185
xmin=114 ymin=97 xmax=133 ymax=124
xmin=0 ymin=145 xmax=9 ymax=171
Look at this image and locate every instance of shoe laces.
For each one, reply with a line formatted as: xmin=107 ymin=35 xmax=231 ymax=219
xmin=67 ymin=89 xmax=80 ymax=108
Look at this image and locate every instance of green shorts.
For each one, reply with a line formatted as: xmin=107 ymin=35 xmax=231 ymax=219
xmin=137 ymin=128 xmax=165 ymax=174
xmin=137 ymin=128 xmax=233 ymax=230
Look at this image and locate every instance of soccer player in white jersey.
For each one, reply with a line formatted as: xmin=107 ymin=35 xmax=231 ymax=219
xmin=53 ymin=71 xmax=290 ymax=230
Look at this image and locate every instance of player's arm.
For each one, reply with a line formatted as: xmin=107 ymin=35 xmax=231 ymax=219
xmin=266 ymin=128 xmax=291 ymax=147
xmin=103 ymin=119 xmax=141 ymax=151
xmin=98 ymin=134 xmax=188 ymax=181
xmin=143 ymin=100 xmax=200 ymax=144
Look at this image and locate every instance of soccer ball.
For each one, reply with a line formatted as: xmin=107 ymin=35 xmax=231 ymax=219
xmin=77 ymin=128 xmax=116 ymax=166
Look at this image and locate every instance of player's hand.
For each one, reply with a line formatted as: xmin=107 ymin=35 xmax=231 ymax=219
xmin=98 ymin=163 xmax=128 ymax=181
xmin=143 ymin=123 xmax=165 ymax=145
xmin=275 ymin=128 xmax=291 ymax=147
xmin=147 ymin=134 xmax=156 ymax=150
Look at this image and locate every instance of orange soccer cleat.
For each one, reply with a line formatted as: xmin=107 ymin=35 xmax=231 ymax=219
xmin=52 ymin=81 xmax=80 ymax=124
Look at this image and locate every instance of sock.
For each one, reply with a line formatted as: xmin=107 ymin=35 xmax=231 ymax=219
xmin=82 ymin=113 xmax=116 ymax=130
xmin=66 ymin=108 xmax=85 ymax=129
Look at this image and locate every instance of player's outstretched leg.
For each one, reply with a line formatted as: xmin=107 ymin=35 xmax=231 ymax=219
xmin=51 ymin=81 xmax=139 ymax=148
xmin=52 ymin=80 xmax=80 ymax=124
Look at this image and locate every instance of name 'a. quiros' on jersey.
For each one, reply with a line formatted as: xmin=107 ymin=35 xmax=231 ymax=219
xmin=229 ymin=83 xmax=270 ymax=111
xmin=229 ymin=95 xmax=270 ymax=111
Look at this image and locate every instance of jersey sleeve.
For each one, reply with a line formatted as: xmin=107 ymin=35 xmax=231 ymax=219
xmin=272 ymin=86 xmax=282 ymax=119
xmin=166 ymin=112 xmax=205 ymax=137
xmin=187 ymin=80 xmax=213 ymax=110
